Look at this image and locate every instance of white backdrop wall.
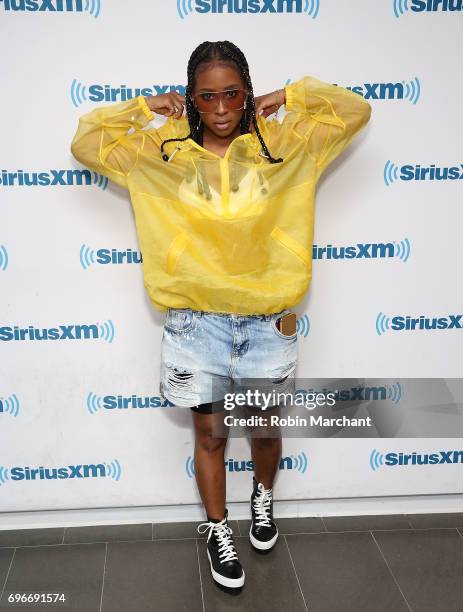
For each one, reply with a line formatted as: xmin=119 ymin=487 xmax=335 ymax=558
xmin=1 ymin=0 xmax=462 ymax=516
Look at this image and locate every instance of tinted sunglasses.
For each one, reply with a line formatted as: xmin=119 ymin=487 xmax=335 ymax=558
xmin=191 ymin=89 xmax=248 ymax=113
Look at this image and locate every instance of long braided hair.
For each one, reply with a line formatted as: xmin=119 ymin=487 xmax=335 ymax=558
xmin=160 ymin=41 xmax=283 ymax=164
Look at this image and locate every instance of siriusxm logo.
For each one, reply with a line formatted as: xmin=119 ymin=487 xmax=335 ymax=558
xmin=296 ymin=314 xmax=310 ymax=337
xmin=376 ymin=312 xmax=463 ymax=335
xmin=0 ymin=169 xmax=107 ymax=189
xmin=370 ymin=448 xmax=463 ymax=470
xmin=347 ymin=77 xmax=420 ymax=103
xmin=288 ymin=76 xmax=421 ymax=103
xmin=71 ymin=80 xmax=185 ymax=107
xmin=384 ymin=161 xmax=463 ymax=185
xmin=185 ymin=452 xmax=308 ymax=477
xmin=0 ymin=320 xmax=115 ymax=343
xmin=0 ymin=393 xmax=20 ymax=417
xmin=87 ymin=392 xmax=173 ymax=413
xmin=177 ymin=0 xmax=320 ymax=18
xmin=80 ymin=245 xmax=142 ymax=270
xmin=313 ymin=239 xmax=410 ymax=263
xmin=0 ymin=245 xmax=8 ymax=271
xmin=0 ymin=459 xmax=121 ymax=487
xmin=0 ymin=0 xmax=101 ymax=17
xmin=321 ymin=382 xmax=402 ymax=404
xmin=393 ymin=0 xmax=462 ymax=18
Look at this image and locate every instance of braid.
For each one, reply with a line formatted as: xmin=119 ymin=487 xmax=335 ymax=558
xmin=160 ymin=40 xmax=283 ymax=164
xmin=215 ymin=41 xmax=283 ymax=164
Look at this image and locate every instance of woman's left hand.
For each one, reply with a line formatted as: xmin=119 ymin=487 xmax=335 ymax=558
xmin=254 ymin=89 xmax=286 ymax=118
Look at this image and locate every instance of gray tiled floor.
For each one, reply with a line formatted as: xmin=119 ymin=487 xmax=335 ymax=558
xmin=1 ymin=513 xmax=463 ymax=611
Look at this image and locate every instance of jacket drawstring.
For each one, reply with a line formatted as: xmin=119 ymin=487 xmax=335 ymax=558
xmin=166 ymin=146 xmax=181 ymax=163
xmin=197 ymin=164 xmax=212 ymax=200
xmin=258 ymin=170 xmax=268 ymax=195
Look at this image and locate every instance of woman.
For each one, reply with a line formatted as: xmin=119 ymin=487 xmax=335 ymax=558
xmin=70 ymin=40 xmax=372 ymax=590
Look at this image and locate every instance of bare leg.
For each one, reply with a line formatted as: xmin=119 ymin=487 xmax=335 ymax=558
xmin=192 ymin=411 xmax=229 ymax=520
xmin=251 ymin=436 xmax=282 ymax=489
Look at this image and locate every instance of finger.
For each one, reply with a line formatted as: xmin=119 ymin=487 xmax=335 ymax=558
xmin=172 ymin=93 xmax=186 ymax=109
xmin=167 ymin=100 xmax=180 ymax=117
xmin=265 ymin=104 xmax=279 ymax=117
xmin=173 ymin=101 xmax=183 ymax=118
xmin=170 ymin=95 xmax=185 ymax=118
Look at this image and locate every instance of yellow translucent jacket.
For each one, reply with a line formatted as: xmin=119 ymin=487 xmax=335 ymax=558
xmin=70 ymin=75 xmax=372 ymax=315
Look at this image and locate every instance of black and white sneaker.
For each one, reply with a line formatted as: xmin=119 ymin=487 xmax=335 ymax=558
xmin=250 ymin=476 xmax=279 ymax=551
xmin=197 ymin=508 xmax=245 ymax=589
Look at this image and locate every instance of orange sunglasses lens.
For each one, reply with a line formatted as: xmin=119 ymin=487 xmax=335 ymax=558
xmin=193 ymin=89 xmax=247 ymax=112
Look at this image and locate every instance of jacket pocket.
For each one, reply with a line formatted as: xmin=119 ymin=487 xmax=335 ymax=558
xmin=165 ymin=232 xmax=189 ymax=275
xmin=270 ymin=226 xmax=310 ymax=266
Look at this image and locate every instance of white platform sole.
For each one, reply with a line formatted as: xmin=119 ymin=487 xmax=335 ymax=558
xmin=206 ymin=549 xmax=245 ymax=588
xmin=249 ymin=526 xmax=279 ymax=550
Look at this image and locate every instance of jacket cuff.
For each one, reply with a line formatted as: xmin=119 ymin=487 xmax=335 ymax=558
xmin=284 ymin=78 xmax=305 ymax=112
xmin=138 ymin=95 xmax=155 ymax=121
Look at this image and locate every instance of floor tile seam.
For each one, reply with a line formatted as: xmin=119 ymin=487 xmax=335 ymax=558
xmin=283 ymin=535 xmax=310 ymax=612
xmin=99 ymin=542 xmax=108 ymax=612
xmin=404 ymin=515 xmax=414 ymax=529
xmin=0 ymin=547 xmax=16 ymax=605
xmin=195 ymin=539 xmax=206 ymax=612
xmin=4 ymin=526 xmax=462 ymax=550
xmin=370 ymin=530 xmax=414 ymax=612
xmin=283 ymin=526 xmax=463 ymax=535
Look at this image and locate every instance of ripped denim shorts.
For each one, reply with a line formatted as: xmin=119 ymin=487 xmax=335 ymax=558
xmin=159 ymin=307 xmax=298 ymax=414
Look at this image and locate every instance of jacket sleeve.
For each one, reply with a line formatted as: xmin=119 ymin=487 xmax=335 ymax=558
xmin=284 ymin=76 xmax=372 ymax=177
xmin=70 ymin=95 xmax=155 ymax=189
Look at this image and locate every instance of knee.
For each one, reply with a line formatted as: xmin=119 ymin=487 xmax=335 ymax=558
xmin=195 ymin=428 xmax=227 ymax=454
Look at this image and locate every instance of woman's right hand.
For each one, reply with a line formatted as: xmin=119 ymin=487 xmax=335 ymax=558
xmin=144 ymin=92 xmax=186 ymax=119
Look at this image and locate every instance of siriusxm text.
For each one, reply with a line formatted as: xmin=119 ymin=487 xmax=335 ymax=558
xmin=10 ymin=464 xmax=110 ymax=480
xmin=399 ymin=163 xmax=463 ymax=181
xmin=313 ymin=242 xmax=395 ymax=260
xmin=1 ymin=324 xmax=100 ymax=341
xmin=390 ymin=315 xmax=463 ymax=331
xmin=1 ymin=169 xmax=95 ymax=187
xmin=386 ymin=450 xmax=463 ymax=466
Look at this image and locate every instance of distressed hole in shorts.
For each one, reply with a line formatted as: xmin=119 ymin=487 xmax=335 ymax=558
xmin=167 ymin=366 xmax=195 ymax=390
xmin=270 ymin=360 xmax=297 ymax=385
